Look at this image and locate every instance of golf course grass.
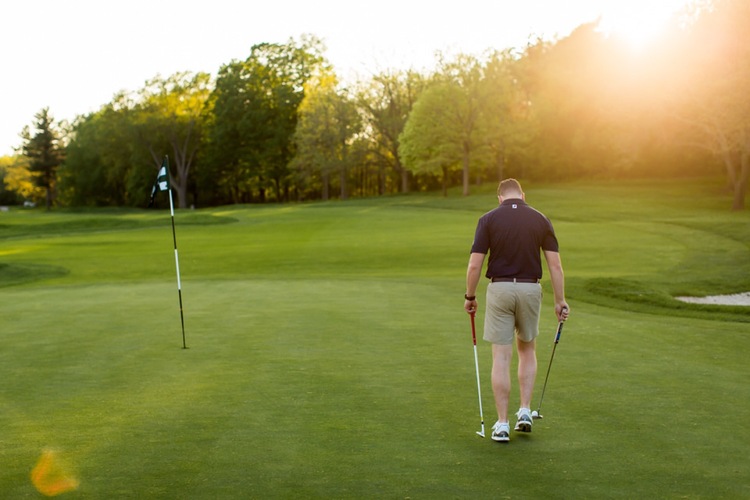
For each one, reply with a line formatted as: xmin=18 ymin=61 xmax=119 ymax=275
xmin=1 ymin=177 xmax=748 ymax=498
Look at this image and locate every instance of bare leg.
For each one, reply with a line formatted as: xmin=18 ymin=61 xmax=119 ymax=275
xmin=516 ymin=338 xmax=537 ymax=410
xmin=491 ymin=343 xmax=513 ymax=422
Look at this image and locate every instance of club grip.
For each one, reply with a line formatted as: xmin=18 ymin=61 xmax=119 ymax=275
xmin=553 ymin=307 xmax=568 ymax=343
xmin=554 ymin=321 xmax=564 ymax=343
xmin=470 ymin=312 xmax=477 ymax=345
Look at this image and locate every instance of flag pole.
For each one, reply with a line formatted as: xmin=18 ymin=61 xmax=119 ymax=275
xmin=150 ymin=156 xmax=187 ymax=349
xmin=167 ymin=185 xmax=188 ymax=349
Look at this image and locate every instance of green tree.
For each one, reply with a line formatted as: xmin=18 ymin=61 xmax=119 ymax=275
xmin=476 ymin=49 xmax=536 ymax=183
xmin=399 ymin=53 xmax=485 ymax=196
xmin=133 ymin=72 xmax=212 ymax=208
xmin=669 ymin=0 xmax=750 ymax=209
xmin=0 ymin=155 xmax=33 ymax=204
xmin=438 ymin=53 xmax=487 ymax=196
xmin=399 ymin=82 xmax=462 ymax=196
xmin=355 ymin=69 xmax=427 ymax=194
xmin=519 ymin=24 xmax=625 ymax=179
xmin=20 ymin=108 xmax=65 ymax=209
xmin=291 ymin=72 xmax=361 ymax=200
xmin=63 ymin=73 xmax=211 ymax=208
xmin=206 ymin=35 xmax=327 ymax=203
xmin=61 ymin=93 xmax=146 ymax=207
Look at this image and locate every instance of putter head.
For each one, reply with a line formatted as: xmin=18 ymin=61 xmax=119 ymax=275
xmin=532 ymin=410 xmax=543 ymax=420
xmin=476 ymin=430 xmax=485 ymax=438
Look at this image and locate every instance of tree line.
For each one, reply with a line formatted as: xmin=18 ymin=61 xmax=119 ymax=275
xmin=2 ymin=0 xmax=748 ymax=210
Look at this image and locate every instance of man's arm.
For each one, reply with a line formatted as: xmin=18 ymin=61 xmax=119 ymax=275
xmin=464 ymin=252 xmax=486 ymax=314
xmin=543 ymin=250 xmax=570 ymax=321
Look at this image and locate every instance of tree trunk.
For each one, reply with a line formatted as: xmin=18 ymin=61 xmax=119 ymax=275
xmin=340 ymin=167 xmax=348 ymax=200
xmin=719 ymin=146 xmax=737 ymax=189
xmin=171 ymin=136 xmax=195 ymax=209
xmin=274 ymin=178 xmax=282 ymax=202
xmin=732 ymin=148 xmax=749 ymax=210
xmin=176 ymin=182 xmax=189 ymax=209
xmin=401 ymin=168 xmax=409 ymax=193
xmin=496 ymin=147 xmax=505 ymax=183
xmin=732 ymin=182 xmax=746 ymax=210
xmin=462 ymin=142 xmax=470 ymax=196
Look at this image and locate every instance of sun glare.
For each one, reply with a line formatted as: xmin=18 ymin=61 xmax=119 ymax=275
xmin=596 ymin=2 xmax=688 ymax=51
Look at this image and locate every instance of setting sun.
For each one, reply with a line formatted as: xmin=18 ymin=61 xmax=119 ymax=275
xmin=596 ymin=1 xmax=693 ymax=50
xmin=0 ymin=0 xmax=706 ymax=157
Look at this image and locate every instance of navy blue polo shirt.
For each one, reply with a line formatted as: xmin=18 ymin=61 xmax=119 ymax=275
xmin=470 ymin=198 xmax=559 ymax=280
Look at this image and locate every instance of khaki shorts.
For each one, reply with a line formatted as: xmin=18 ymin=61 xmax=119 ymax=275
xmin=483 ymin=282 xmax=543 ymax=345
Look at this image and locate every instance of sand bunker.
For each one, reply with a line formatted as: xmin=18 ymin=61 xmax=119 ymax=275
xmin=675 ymin=292 xmax=750 ymax=306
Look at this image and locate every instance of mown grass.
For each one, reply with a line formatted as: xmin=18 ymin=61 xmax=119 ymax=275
xmin=0 ymin=177 xmax=748 ymax=498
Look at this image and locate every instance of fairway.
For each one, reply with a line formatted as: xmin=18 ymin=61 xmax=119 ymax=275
xmin=1 ymin=179 xmax=749 ymax=498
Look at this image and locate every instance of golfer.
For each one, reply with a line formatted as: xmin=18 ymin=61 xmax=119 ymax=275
xmin=464 ymin=178 xmax=569 ymax=442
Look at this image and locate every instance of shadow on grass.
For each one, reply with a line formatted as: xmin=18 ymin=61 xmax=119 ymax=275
xmin=0 ymin=214 xmax=238 ymax=240
xmin=0 ymin=262 xmax=69 ymax=287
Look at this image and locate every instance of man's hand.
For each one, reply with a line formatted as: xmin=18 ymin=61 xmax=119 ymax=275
xmin=556 ymin=304 xmax=570 ymax=322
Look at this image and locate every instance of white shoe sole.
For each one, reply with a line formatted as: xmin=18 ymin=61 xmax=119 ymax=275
xmin=514 ymin=420 xmax=532 ymax=432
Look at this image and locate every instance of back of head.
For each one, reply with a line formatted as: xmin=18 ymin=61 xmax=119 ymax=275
xmin=497 ymin=178 xmax=523 ymax=199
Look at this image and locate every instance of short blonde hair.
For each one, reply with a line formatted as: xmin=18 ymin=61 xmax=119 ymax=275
xmin=497 ymin=178 xmax=523 ymax=197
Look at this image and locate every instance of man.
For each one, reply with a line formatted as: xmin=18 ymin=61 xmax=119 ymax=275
xmin=464 ymin=179 xmax=569 ymax=443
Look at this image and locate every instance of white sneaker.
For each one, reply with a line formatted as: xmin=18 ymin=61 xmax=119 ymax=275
xmin=514 ymin=408 xmax=533 ymax=432
xmin=491 ymin=421 xmax=510 ymax=442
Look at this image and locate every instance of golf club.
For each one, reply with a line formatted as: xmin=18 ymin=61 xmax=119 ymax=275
xmin=469 ymin=312 xmax=485 ymax=437
xmin=533 ymin=307 xmax=568 ymax=420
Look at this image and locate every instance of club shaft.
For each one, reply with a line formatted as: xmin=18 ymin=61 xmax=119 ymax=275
xmin=537 ymin=342 xmax=557 ymax=411
xmin=536 ymin=319 xmax=565 ymax=412
xmin=470 ymin=313 xmax=485 ymax=435
xmin=473 ymin=344 xmax=485 ymax=422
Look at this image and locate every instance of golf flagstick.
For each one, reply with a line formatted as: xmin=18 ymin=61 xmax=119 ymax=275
xmin=470 ymin=312 xmax=485 ymax=438
xmin=167 ymin=178 xmax=187 ymax=350
xmin=150 ymin=156 xmax=187 ymax=349
xmin=534 ymin=307 xmax=567 ymax=419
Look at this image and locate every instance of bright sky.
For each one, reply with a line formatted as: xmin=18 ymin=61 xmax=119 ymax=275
xmin=0 ymin=0 xmax=692 ymax=156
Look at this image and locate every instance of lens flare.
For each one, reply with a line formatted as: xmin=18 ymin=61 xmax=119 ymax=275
xmin=30 ymin=449 xmax=79 ymax=497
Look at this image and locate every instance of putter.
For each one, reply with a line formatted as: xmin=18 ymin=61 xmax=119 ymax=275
xmin=533 ymin=307 xmax=568 ymax=420
xmin=469 ymin=312 xmax=485 ymax=437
